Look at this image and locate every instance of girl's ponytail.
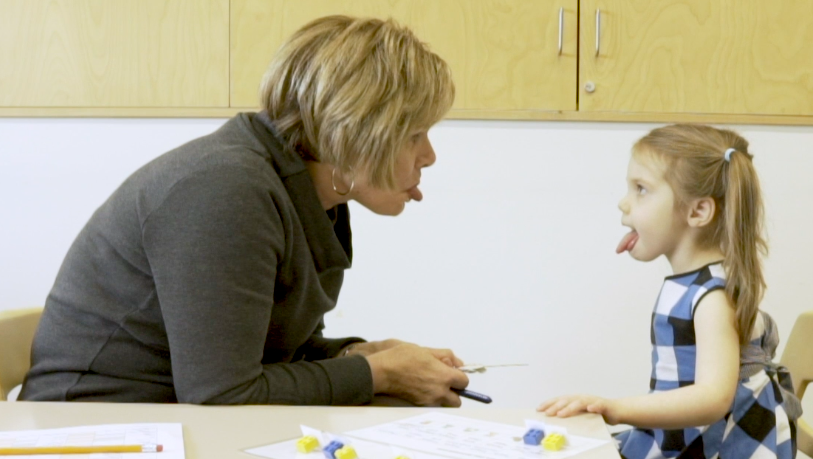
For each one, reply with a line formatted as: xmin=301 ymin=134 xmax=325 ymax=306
xmin=722 ymin=149 xmax=767 ymax=346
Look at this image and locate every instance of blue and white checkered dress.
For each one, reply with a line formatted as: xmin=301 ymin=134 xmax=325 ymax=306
xmin=615 ymin=262 xmax=801 ymax=459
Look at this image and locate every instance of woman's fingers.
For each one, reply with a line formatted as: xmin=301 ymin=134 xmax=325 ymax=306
xmin=371 ymin=344 xmax=471 ymax=407
xmin=448 ymin=366 xmax=470 ymax=391
xmin=426 ymin=347 xmax=465 ymax=367
xmin=440 ymin=389 xmax=463 ymax=407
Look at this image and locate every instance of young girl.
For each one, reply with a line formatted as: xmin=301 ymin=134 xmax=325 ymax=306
xmin=538 ymin=124 xmax=802 ymax=459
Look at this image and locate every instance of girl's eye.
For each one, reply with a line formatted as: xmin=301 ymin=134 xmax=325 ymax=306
xmin=637 ymin=185 xmax=647 ymax=195
xmin=411 ymin=132 xmax=423 ymax=143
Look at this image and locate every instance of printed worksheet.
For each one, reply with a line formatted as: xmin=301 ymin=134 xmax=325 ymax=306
xmin=244 ymin=413 xmax=608 ymax=459
xmin=0 ymin=423 xmax=185 ymax=458
xmin=346 ymin=413 xmax=608 ymax=459
xmin=245 ymin=436 xmax=414 ymax=459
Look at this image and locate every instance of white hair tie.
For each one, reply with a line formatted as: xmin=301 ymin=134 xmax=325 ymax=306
xmin=724 ymin=148 xmax=737 ymax=162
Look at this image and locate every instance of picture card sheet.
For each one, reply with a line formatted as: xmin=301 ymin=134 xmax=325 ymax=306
xmin=244 ymin=412 xmax=609 ymax=459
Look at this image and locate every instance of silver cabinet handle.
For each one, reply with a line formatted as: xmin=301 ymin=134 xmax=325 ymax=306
xmin=558 ymin=7 xmax=564 ymax=56
xmin=595 ymin=9 xmax=601 ymax=57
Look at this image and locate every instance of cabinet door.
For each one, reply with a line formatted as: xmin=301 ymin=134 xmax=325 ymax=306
xmin=231 ymin=0 xmax=577 ymax=114
xmin=578 ymin=0 xmax=813 ymax=116
xmin=0 ymin=0 xmax=229 ymax=108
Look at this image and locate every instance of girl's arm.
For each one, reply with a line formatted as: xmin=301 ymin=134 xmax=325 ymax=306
xmin=539 ymin=290 xmax=740 ymax=428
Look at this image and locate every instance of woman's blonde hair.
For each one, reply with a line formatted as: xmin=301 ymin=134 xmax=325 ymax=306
xmin=634 ymin=124 xmax=767 ymax=346
xmin=259 ymin=15 xmax=454 ymax=189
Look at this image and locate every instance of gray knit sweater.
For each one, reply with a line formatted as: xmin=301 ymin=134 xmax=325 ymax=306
xmin=21 ymin=112 xmax=373 ymax=405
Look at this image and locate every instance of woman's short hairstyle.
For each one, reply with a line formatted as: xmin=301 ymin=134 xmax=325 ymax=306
xmin=259 ymin=15 xmax=454 ymax=189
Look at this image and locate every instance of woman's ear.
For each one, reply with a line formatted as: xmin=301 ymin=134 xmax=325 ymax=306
xmin=686 ymin=197 xmax=716 ymax=228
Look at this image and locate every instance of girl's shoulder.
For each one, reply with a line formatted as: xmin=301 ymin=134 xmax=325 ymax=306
xmin=680 ymin=262 xmax=726 ymax=316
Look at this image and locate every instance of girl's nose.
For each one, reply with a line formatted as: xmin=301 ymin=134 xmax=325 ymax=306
xmin=618 ymin=196 xmax=629 ymax=213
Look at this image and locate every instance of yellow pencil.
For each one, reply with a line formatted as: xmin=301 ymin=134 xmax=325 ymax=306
xmin=0 ymin=444 xmax=163 ymax=455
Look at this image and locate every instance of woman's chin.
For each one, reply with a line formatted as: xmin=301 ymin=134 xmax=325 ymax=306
xmin=360 ymin=200 xmax=406 ymax=216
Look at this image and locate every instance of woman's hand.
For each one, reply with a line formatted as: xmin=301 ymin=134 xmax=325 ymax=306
xmin=366 ymin=343 xmax=469 ymax=407
xmin=537 ymin=395 xmax=621 ymax=425
xmin=345 ymin=340 xmax=464 ymax=367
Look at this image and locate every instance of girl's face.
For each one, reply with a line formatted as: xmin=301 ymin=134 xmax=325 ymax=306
xmin=352 ymin=130 xmax=437 ymax=216
xmin=617 ymin=155 xmax=688 ymax=262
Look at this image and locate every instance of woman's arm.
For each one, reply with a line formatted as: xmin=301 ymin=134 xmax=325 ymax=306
xmin=539 ymin=290 xmax=740 ymax=428
xmin=293 ymin=319 xmax=366 ymax=360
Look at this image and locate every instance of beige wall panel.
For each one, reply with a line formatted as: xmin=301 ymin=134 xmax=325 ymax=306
xmin=579 ymin=0 xmax=813 ymax=116
xmin=231 ymin=0 xmax=577 ymax=112
xmin=0 ymin=0 xmax=229 ymax=107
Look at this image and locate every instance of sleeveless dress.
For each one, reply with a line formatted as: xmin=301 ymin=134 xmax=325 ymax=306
xmin=615 ymin=262 xmax=802 ymax=459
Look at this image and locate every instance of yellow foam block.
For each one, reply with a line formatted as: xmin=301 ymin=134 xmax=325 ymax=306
xmin=335 ymin=446 xmax=358 ymax=459
xmin=296 ymin=435 xmax=319 ymax=453
xmin=543 ymin=433 xmax=566 ymax=451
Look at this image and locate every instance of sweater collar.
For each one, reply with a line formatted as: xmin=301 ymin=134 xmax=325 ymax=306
xmin=245 ymin=111 xmax=352 ymax=272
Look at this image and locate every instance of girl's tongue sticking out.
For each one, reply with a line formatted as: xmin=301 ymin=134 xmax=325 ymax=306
xmin=616 ymin=231 xmax=639 ymax=254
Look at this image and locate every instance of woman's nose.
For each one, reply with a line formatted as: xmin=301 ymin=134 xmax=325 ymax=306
xmin=420 ymin=141 xmax=437 ymax=168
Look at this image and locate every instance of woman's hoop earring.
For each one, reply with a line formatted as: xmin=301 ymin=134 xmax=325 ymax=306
xmin=332 ymin=168 xmax=355 ymax=196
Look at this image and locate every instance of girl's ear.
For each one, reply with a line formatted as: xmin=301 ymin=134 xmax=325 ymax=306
xmin=686 ymin=197 xmax=716 ymax=228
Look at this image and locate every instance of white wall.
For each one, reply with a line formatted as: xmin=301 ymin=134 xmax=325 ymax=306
xmin=2 ymin=119 xmax=812 ymax=420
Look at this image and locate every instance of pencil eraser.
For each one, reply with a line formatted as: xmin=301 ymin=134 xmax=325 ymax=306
xmin=335 ymin=446 xmax=358 ymax=459
xmin=543 ymin=433 xmax=567 ymax=451
xmin=296 ymin=435 xmax=320 ymax=453
xmin=156 ymin=445 xmax=164 ymax=452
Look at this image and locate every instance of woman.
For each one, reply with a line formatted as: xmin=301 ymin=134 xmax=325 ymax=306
xmin=21 ymin=15 xmax=469 ymax=406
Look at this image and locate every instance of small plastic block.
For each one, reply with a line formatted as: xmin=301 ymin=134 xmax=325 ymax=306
xmin=296 ymin=435 xmax=320 ymax=453
xmin=323 ymin=440 xmax=344 ymax=459
xmin=335 ymin=446 xmax=358 ymax=459
xmin=543 ymin=433 xmax=566 ymax=451
xmin=523 ymin=428 xmax=544 ymax=445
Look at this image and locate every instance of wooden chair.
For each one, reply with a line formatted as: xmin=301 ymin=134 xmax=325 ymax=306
xmin=0 ymin=307 xmax=43 ymax=401
xmin=780 ymin=310 xmax=813 ymax=457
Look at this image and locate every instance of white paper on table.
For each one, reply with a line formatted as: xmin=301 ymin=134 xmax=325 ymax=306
xmin=345 ymin=412 xmax=609 ymax=459
xmin=0 ymin=423 xmax=185 ymax=459
xmin=244 ymin=435 xmax=437 ymax=459
xmin=244 ymin=413 xmax=609 ymax=459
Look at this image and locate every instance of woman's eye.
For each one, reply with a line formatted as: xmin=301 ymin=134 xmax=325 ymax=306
xmin=637 ymin=185 xmax=647 ymax=195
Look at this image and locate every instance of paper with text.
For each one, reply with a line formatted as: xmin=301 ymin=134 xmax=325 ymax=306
xmin=0 ymin=423 xmax=184 ymax=458
xmin=244 ymin=413 xmax=608 ymax=459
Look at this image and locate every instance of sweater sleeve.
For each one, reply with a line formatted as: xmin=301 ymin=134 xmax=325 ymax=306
xmin=292 ymin=319 xmax=366 ymax=361
xmin=142 ymin=164 xmax=372 ymax=405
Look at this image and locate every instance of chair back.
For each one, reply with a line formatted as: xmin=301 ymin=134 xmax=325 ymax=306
xmin=780 ymin=310 xmax=813 ymax=457
xmin=0 ymin=308 xmax=43 ymax=401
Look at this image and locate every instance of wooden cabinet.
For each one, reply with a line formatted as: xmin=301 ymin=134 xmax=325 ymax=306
xmin=2 ymin=0 xmax=813 ymax=123
xmin=579 ymin=0 xmax=813 ymax=116
xmin=231 ymin=0 xmax=578 ymax=115
xmin=0 ymin=0 xmax=229 ymax=108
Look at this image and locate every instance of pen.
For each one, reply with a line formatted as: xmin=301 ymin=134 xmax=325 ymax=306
xmin=452 ymin=388 xmax=493 ymax=404
xmin=0 ymin=444 xmax=163 ymax=455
